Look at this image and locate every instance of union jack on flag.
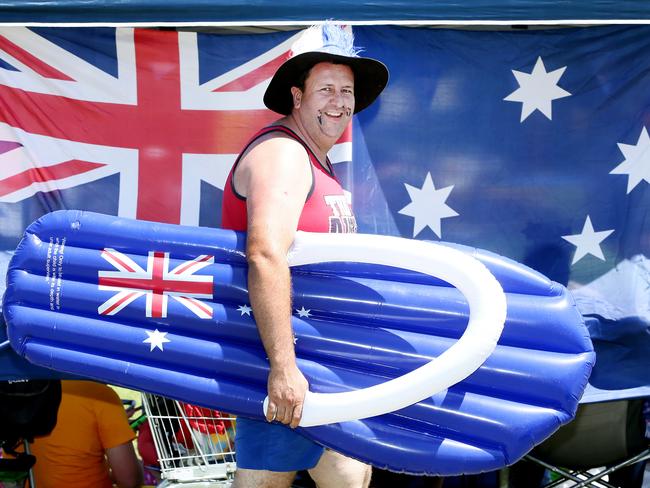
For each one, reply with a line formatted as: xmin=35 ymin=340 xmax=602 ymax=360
xmin=98 ymin=248 xmax=214 ymax=319
xmin=0 ymin=26 xmax=352 ymax=229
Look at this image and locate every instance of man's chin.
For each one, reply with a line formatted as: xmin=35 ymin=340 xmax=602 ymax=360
xmin=321 ymin=121 xmax=350 ymax=139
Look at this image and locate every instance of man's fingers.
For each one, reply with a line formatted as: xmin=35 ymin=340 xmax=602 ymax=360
xmin=277 ymin=406 xmax=291 ymax=425
xmin=290 ymin=402 xmax=303 ymax=429
xmin=270 ymin=402 xmax=299 ymax=425
xmin=266 ymin=402 xmax=277 ymax=422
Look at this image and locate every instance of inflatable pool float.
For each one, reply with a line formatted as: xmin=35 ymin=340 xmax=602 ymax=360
xmin=3 ymin=210 xmax=594 ymax=475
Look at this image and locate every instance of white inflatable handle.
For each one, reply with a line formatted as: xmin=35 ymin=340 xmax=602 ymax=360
xmin=263 ymin=231 xmax=507 ymax=427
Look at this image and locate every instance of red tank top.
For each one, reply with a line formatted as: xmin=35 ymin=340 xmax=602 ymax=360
xmin=221 ymin=125 xmax=357 ymax=234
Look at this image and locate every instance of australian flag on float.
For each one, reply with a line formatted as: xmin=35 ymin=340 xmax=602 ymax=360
xmin=0 ymin=25 xmax=648 ymax=398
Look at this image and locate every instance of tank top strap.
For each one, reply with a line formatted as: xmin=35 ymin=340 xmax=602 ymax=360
xmin=233 ymin=125 xmax=335 ymax=177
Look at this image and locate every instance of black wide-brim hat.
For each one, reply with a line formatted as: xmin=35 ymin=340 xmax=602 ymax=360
xmin=263 ymin=26 xmax=389 ymax=116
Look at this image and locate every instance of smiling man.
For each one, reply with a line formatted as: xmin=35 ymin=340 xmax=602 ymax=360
xmin=221 ymin=23 xmax=388 ymax=488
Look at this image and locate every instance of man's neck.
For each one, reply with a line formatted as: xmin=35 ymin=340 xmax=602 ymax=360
xmin=283 ymin=114 xmax=332 ymax=164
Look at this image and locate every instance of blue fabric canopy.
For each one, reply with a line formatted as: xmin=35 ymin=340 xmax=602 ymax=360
xmin=0 ymin=0 xmax=649 ymax=24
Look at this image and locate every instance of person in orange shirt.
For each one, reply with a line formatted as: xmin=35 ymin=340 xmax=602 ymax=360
xmin=29 ymin=380 xmax=143 ymax=488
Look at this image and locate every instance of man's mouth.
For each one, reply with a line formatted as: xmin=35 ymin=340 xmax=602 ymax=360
xmin=317 ymin=110 xmax=347 ymax=125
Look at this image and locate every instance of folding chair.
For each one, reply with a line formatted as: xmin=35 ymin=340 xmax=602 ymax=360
xmin=523 ymin=398 xmax=650 ymax=488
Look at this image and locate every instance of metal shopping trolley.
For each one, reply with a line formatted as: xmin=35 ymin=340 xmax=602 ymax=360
xmin=140 ymin=393 xmax=236 ymax=487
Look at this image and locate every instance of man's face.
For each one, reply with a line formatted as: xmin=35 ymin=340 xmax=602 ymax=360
xmin=293 ymin=62 xmax=355 ymax=149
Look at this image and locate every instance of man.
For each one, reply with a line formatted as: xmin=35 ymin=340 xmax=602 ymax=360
xmin=221 ymin=23 xmax=388 ymax=488
xmin=30 ymin=380 xmax=143 ymax=488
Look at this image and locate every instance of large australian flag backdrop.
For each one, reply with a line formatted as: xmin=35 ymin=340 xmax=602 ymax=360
xmin=0 ymin=25 xmax=648 ymax=400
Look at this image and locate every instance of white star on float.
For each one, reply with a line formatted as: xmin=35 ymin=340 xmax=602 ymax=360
xmin=504 ymin=56 xmax=571 ymax=122
xmin=237 ymin=304 xmax=252 ymax=316
xmin=143 ymin=329 xmax=171 ymax=352
xmin=610 ymin=126 xmax=650 ymax=194
xmin=296 ymin=306 xmax=311 ymax=318
xmin=562 ymin=215 xmax=614 ymax=265
xmin=398 ymin=172 xmax=458 ymax=238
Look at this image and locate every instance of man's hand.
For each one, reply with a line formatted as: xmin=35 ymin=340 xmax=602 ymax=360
xmin=265 ymin=363 xmax=308 ymax=429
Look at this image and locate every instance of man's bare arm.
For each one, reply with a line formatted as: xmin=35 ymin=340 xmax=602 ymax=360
xmin=106 ymin=442 xmax=143 ymax=488
xmin=235 ymin=135 xmax=312 ymax=428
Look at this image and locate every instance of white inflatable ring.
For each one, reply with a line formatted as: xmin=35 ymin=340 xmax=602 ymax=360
xmin=263 ymin=231 xmax=507 ymax=427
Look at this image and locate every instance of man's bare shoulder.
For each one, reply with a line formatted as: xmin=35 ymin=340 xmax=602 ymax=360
xmin=239 ymin=130 xmax=309 ymax=173
xmin=234 ymin=128 xmax=312 ymax=198
xmin=244 ymin=130 xmax=306 ymax=161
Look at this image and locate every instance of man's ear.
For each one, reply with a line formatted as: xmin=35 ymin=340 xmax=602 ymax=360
xmin=291 ymin=87 xmax=302 ymax=109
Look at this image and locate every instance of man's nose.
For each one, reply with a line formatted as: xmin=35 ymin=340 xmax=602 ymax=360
xmin=330 ymin=90 xmax=346 ymax=106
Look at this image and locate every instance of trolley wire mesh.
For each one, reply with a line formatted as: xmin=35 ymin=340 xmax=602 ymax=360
xmin=141 ymin=393 xmax=236 ymax=487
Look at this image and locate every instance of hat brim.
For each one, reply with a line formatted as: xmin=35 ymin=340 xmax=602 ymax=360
xmin=263 ymin=51 xmax=389 ymax=116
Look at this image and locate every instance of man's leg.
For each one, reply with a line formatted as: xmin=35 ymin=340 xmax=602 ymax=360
xmin=308 ymin=449 xmax=371 ymax=488
xmin=232 ymin=468 xmax=296 ymax=488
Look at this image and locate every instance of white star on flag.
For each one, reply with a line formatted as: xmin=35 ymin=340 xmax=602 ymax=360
xmin=398 ymin=172 xmax=458 ymax=238
xmin=504 ymin=56 xmax=571 ymax=122
xmin=143 ymin=329 xmax=171 ymax=352
xmin=296 ymin=306 xmax=311 ymax=318
xmin=610 ymin=126 xmax=650 ymax=194
xmin=562 ymin=215 xmax=615 ymax=265
xmin=237 ymin=304 xmax=252 ymax=316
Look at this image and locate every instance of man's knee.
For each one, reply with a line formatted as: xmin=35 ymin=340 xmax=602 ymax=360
xmin=232 ymin=468 xmax=296 ymax=488
xmin=308 ymin=449 xmax=372 ymax=488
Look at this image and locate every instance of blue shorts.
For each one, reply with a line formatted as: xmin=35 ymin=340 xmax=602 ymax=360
xmin=235 ymin=416 xmax=324 ymax=471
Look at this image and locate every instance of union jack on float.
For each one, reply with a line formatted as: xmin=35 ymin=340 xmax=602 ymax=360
xmin=98 ymin=248 xmax=214 ymax=319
